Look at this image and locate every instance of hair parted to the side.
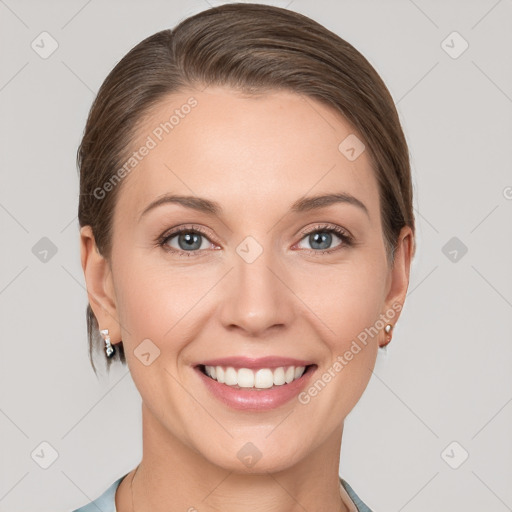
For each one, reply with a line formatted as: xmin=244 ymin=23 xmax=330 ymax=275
xmin=78 ymin=2 xmax=415 ymax=374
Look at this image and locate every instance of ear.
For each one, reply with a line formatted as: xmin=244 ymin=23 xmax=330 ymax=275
xmin=380 ymin=225 xmax=415 ymax=348
xmin=80 ymin=225 xmax=122 ymax=344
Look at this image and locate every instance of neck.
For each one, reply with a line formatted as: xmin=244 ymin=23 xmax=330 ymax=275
xmin=126 ymin=403 xmax=350 ymax=512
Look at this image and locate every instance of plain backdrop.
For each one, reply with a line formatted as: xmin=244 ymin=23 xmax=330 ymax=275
xmin=1 ymin=0 xmax=511 ymax=511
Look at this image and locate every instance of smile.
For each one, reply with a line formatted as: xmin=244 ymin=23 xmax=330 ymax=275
xmin=194 ymin=358 xmax=317 ymax=410
xmin=200 ymin=364 xmax=309 ymax=389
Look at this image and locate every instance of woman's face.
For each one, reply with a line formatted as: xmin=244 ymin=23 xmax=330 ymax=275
xmin=84 ymin=87 xmax=411 ymax=472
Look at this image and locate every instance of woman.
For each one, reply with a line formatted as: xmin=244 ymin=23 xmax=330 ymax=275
xmin=74 ymin=3 xmax=415 ymax=511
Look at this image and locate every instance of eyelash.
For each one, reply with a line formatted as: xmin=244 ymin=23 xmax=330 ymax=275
xmin=156 ymin=223 xmax=354 ymax=258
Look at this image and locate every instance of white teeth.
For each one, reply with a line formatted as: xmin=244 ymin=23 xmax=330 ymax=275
xmin=273 ymin=367 xmax=286 ymax=386
xmin=203 ymin=365 xmax=307 ymax=389
xmin=225 ymin=367 xmax=237 ymax=385
xmin=237 ymin=368 xmax=254 ymax=388
xmin=254 ymin=369 xmax=274 ymax=389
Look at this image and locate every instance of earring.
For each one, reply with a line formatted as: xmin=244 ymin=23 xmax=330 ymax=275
xmin=100 ymin=329 xmax=116 ymax=358
xmin=382 ymin=323 xmax=393 ymax=347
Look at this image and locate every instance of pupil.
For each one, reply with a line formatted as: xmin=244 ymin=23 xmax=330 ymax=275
xmin=180 ymin=232 xmax=201 ymax=250
xmin=311 ymin=232 xmax=331 ymax=250
xmin=176 ymin=231 xmax=333 ymax=252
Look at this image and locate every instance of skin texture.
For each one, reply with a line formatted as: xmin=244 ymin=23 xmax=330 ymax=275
xmin=80 ymin=87 xmax=413 ymax=512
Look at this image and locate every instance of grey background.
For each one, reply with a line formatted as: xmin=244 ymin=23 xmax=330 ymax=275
xmin=1 ymin=0 xmax=511 ymax=510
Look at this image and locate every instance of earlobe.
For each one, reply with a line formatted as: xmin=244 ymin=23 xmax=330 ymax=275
xmin=79 ymin=226 xmax=121 ymax=343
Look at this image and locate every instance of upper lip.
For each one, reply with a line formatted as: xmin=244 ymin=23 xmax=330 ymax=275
xmin=196 ymin=356 xmax=315 ymax=370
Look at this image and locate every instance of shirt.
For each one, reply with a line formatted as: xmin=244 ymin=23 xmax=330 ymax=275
xmin=71 ymin=473 xmax=373 ymax=512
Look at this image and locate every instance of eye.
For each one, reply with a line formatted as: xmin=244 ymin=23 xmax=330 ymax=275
xmin=157 ymin=225 xmax=217 ymax=257
xmin=156 ymin=223 xmax=354 ymax=258
xmin=295 ymin=224 xmax=354 ymax=254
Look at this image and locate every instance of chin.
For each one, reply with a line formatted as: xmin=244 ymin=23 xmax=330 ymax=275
xmin=192 ymin=432 xmax=308 ymax=475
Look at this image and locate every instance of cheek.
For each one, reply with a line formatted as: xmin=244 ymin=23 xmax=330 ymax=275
xmin=112 ymin=261 xmax=196 ymax=422
xmin=112 ymin=250 xmax=180 ymax=343
xmin=301 ymin=257 xmax=388 ymax=347
xmin=298 ymin=261 xmax=386 ymax=414
xmin=116 ymin=267 xmax=196 ymax=340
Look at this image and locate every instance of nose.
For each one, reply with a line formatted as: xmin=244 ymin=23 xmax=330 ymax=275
xmin=218 ymin=243 xmax=295 ymax=337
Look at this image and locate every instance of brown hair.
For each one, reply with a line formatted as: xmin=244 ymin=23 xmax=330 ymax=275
xmin=78 ymin=2 xmax=415 ymax=373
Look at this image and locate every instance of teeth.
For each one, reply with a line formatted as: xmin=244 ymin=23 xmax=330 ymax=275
xmin=238 ymin=368 xmax=255 ymax=388
xmin=203 ymin=365 xmax=307 ymax=389
xmin=273 ymin=367 xmax=285 ymax=385
xmin=225 ymin=367 xmax=237 ymax=385
xmin=254 ymin=369 xmax=274 ymax=389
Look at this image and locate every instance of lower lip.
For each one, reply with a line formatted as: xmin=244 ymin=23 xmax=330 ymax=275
xmin=195 ymin=366 xmax=316 ymax=411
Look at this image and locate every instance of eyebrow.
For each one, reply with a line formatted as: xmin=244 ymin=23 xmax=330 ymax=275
xmin=138 ymin=192 xmax=369 ymax=221
xmin=290 ymin=192 xmax=369 ymax=217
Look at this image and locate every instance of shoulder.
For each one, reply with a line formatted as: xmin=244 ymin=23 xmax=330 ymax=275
xmin=340 ymin=477 xmax=374 ymax=512
xmin=71 ymin=475 xmax=126 ymax=512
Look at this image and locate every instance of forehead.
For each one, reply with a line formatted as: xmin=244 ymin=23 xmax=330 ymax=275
xmin=116 ymin=87 xmax=379 ymax=224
